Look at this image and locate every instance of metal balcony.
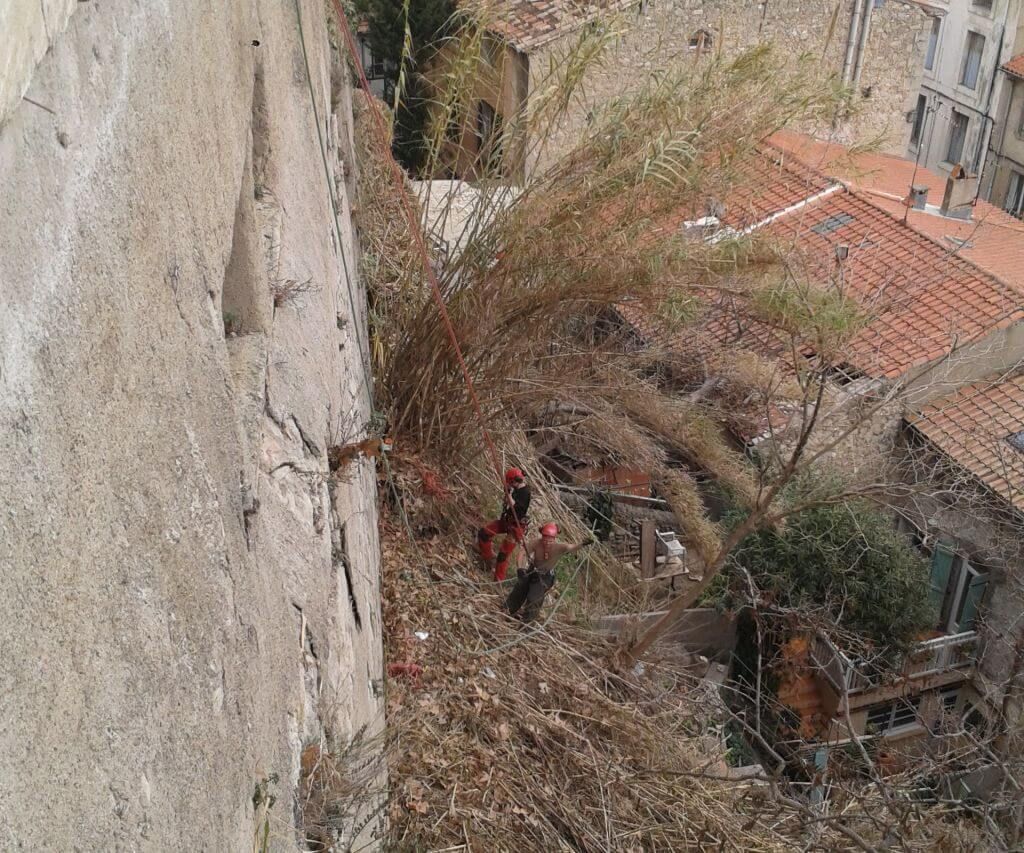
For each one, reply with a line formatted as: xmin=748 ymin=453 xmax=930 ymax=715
xmin=810 ymin=630 xmax=978 ymax=700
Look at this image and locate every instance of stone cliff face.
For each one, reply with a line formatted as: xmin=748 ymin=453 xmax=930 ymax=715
xmin=0 ymin=1 xmax=384 ymax=849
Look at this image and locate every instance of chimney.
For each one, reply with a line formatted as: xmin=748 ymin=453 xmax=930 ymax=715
xmin=908 ymin=185 xmax=929 ymax=210
xmin=940 ymin=164 xmax=977 ymax=220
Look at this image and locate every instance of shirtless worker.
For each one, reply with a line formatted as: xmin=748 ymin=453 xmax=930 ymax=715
xmin=505 ymin=523 xmax=593 ymax=623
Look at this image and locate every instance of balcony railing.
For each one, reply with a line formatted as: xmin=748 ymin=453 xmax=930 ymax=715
xmin=810 ymin=630 xmax=978 ymax=698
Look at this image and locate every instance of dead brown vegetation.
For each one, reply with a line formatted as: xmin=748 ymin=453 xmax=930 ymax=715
xmin=377 ymin=462 xmax=985 ymax=851
xmin=345 ymin=7 xmax=1019 ymax=849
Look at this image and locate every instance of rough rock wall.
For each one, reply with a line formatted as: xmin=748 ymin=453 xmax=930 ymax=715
xmin=528 ymin=0 xmax=929 ymax=173
xmin=0 ymin=0 xmax=77 ymax=125
xmin=0 ymin=1 xmax=384 ymax=849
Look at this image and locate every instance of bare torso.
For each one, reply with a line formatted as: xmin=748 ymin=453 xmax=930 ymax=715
xmin=526 ymin=537 xmax=572 ymax=572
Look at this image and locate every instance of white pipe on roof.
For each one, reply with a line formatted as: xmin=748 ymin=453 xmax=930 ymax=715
xmin=741 ymin=183 xmax=845 ymax=235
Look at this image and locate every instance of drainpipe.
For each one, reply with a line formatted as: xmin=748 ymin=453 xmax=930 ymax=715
xmin=978 ymin=21 xmax=1008 ymax=201
xmin=850 ymin=0 xmax=874 ymax=94
xmin=841 ymin=0 xmax=865 ymax=87
xmin=986 ymin=77 xmax=1014 ymax=202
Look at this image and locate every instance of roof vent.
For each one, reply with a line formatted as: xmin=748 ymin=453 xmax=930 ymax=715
xmin=909 ymin=185 xmax=929 ymax=210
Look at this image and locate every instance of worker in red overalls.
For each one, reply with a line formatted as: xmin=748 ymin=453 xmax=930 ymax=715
xmin=477 ymin=468 xmax=531 ymax=581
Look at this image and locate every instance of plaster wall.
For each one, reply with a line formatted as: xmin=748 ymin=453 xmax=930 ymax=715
xmin=987 ymin=76 xmax=1024 ymax=207
xmin=430 ymin=37 xmax=529 ymax=180
xmin=910 ymin=0 xmax=1022 ymax=179
xmin=891 ymin=456 xmax=1024 ymax=724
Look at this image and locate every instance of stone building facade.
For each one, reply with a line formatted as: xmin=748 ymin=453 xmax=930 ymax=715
xmin=907 ymin=0 xmax=1024 ymax=185
xmin=0 ymin=1 xmax=384 ymax=849
xmin=526 ymin=0 xmax=933 ymax=174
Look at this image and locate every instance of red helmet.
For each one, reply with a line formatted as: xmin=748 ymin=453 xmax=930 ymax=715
xmin=540 ymin=522 xmax=559 ymax=538
xmin=504 ymin=467 xmax=525 ymax=486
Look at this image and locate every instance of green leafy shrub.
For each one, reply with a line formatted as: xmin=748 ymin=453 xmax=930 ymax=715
xmin=353 ymin=0 xmax=456 ymax=172
xmin=712 ymin=476 xmax=935 ymax=649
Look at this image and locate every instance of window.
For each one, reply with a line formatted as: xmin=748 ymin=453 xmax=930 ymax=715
xmin=1006 ymin=172 xmax=1024 ymax=218
xmin=910 ymin=94 xmax=927 ymax=146
xmin=866 ymin=696 xmax=922 ymax=733
xmin=963 ymin=702 xmax=989 ymax=736
xmin=895 ymin=514 xmax=930 ymax=558
xmin=931 ymin=687 xmax=961 ymax=732
xmin=1018 ymin=92 xmax=1024 ymax=136
xmin=475 ymin=100 xmax=504 ymax=173
xmin=946 ymin=110 xmax=969 ymax=165
xmin=972 ymin=0 xmax=993 ymax=10
xmin=476 ymin=100 xmax=496 ymax=153
xmin=939 ymin=687 xmax=960 ymax=714
xmin=924 ymin=18 xmax=940 ymax=71
xmin=960 ymin=31 xmax=985 ymax=89
xmin=928 ymin=542 xmax=989 ymax=633
xmin=688 ymin=29 xmax=713 ymax=54
xmin=358 ymin=35 xmax=386 ymax=79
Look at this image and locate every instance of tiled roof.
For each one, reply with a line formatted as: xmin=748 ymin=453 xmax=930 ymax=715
xmin=1003 ymin=53 xmax=1024 ymax=80
xmin=908 ymin=373 xmax=1024 ymax=510
xmin=611 ymin=302 xmax=794 ymax=442
xmin=619 ymin=141 xmax=1024 ymax=381
xmin=480 ymin=0 xmax=635 ymax=53
xmin=721 ymin=148 xmax=839 ymax=230
xmin=636 ymin=147 xmax=839 ymax=245
xmin=770 ymin=130 xmax=1024 ymax=293
xmin=764 ymin=189 xmax=1024 ymax=378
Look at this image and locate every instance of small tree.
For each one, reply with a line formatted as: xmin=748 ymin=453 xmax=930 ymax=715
xmin=353 ymin=0 xmax=456 ymax=171
xmin=718 ymin=479 xmax=936 ymax=649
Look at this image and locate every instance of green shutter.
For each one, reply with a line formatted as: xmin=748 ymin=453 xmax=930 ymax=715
xmin=958 ymin=573 xmax=988 ymax=631
xmin=929 ymin=541 xmax=955 ymax=612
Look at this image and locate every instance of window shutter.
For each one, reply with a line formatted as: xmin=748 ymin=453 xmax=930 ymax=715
xmin=929 ymin=541 xmax=955 ymax=611
xmin=958 ymin=573 xmax=988 ymax=631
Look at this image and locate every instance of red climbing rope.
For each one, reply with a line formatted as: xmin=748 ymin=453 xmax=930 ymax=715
xmin=329 ymin=1 xmax=511 ymax=496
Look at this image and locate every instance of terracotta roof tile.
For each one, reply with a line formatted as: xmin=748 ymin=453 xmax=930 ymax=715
xmin=612 ymin=301 xmax=794 ymax=442
xmin=908 ymin=373 xmax=1024 ymax=509
xmin=640 ymin=147 xmax=838 ymax=240
xmin=769 ymin=130 xmax=1024 ymax=294
xmin=478 ymin=0 xmax=635 ymax=52
xmin=621 ymin=143 xmax=1024 ymax=381
xmin=1003 ymin=53 xmax=1024 ymax=80
xmin=722 ymin=188 xmax=1024 ymax=379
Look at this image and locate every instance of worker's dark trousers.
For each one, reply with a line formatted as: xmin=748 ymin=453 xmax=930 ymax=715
xmin=505 ymin=569 xmax=555 ymax=622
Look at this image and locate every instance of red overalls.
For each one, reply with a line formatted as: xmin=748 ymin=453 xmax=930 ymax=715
xmin=477 ymin=484 xmax=530 ymax=580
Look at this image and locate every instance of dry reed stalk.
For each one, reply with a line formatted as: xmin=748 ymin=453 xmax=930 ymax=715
xmin=376 ymin=42 xmax=846 ymax=448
